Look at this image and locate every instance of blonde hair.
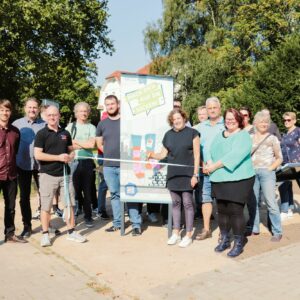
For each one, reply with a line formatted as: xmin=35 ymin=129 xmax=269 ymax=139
xmin=24 ymin=97 xmax=40 ymax=106
xmin=283 ymin=112 xmax=296 ymax=120
xmin=197 ymin=106 xmax=207 ymax=113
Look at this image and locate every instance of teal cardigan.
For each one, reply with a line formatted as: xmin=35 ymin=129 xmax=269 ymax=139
xmin=209 ymin=130 xmax=255 ymax=182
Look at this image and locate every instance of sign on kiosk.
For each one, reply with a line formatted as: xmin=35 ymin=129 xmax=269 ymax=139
xmin=120 ymin=73 xmax=173 ymax=205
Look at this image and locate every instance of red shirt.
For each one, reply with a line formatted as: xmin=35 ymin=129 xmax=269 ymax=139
xmin=0 ymin=124 xmax=20 ymax=180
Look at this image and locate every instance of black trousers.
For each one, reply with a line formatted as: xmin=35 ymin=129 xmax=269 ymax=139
xmin=0 ymin=178 xmax=17 ymax=237
xmin=91 ymin=169 xmax=98 ymax=210
xmin=73 ymin=160 xmax=95 ymax=220
xmin=217 ymin=199 xmax=245 ymax=236
xmin=17 ymin=167 xmax=39 ymax=228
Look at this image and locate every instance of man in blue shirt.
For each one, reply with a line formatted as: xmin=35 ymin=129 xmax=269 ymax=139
xmin=194 ymin=97 xmax=225 ymax=240
xmin=13 ymin=97 xmax=45 ymax=237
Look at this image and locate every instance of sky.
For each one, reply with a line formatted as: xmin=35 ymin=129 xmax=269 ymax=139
xmin=95 ymin=0 xmax=163 ymax=87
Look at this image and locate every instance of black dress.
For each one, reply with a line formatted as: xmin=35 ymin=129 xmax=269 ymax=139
xmin=162 ymin=127 xmax=199 ymax=191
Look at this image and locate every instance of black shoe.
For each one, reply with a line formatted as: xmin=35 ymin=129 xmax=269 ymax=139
xmin=54 ymin=208 xmax=63 ymax=218
xmin=85 ymin=219 xmax=94 ymax=228
xmin=98 ymin=211 xmax=109 ymax=220
xmin=48 ymin=227 xmax=61 ymax=236
xmin=20 ymin=227 xmax=32 ymax=238
xmin=214 ymin=232 xmax=231 ymax=252
xmin=162 ymin=219 xmax=169 ymax=228
xmin=5 ymin=234 xmax=28 ymax=243
xmin=227 ymin=236 xmax=246 ymax=258
xmin=132 ymin=228 xmax=142 ymax=236
xmin=105 ymin=226 xmax=121 ymax=232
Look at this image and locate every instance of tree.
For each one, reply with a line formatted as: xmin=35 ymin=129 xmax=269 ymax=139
xmin=0 ymin=0 xmax=113 ymax=123
xmin=146 ymin=0 xmax=299 ymax=59
xmin=150 ymin=43 xmax=242 ymax=123
xmin=144 ymin=0 xmax=300 ymax=123
xmin=219 ymin=34 xmax=300 ymax=129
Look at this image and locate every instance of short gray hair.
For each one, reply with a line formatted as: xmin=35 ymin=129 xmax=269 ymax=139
xmin=74 ymin=102 xmax=91 ymax=114
xmin=253 ymin=111 xmax=271 ymax=127
xmin=206 ymin=96 xmax=220 ymax=107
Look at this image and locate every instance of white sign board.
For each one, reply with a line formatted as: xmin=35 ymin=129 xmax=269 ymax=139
xmin=120 ymin=74 xmax=173 ymax=203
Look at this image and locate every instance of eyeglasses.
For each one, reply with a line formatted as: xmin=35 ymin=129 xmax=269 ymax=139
xmin=283 ymin=119 xmax=292 ymax=122
xmin=225 ymin=118 xmax=237 ymax=123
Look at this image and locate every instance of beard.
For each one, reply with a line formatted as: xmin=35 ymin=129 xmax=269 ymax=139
xmin=107 ymin=108 xmax=119 ymax=117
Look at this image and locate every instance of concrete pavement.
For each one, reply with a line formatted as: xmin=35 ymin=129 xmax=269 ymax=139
xmin=0 ymin=240 xmax=106 ymax=299
xmin=0 ymin=192 xmax=300 ymax=299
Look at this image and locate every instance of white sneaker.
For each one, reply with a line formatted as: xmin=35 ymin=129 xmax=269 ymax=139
xmin=40 ymin=233 xmax=51 ymax=247
xmin=178 ymin=236 xmax=192 ymax=248
xmin=67 ymin=231 xmax=87 ymax=243
xmin=32 ymin=209 xmax=40 ymax=220
xmin=148 ymin=213 xmax=158 ymax=223
xmin=287 ymin=209 xmax=294 ymax=218
xmin=167 ymin=233 xmax=181 ymax=245
xmin=280 ymin=212 xmax=288 ymax=221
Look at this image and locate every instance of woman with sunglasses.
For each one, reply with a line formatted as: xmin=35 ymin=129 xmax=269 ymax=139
xmin=279 ymin=112 xmax=300 ymax=221
xmin=240 ymin=107 xmax=254 ymax=134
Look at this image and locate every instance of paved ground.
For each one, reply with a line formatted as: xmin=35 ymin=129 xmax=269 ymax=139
xmin=152 ymin=242 xmax=300 ymax=300
xmin=0 ymin=240 xmax=106 ymax=300
xmin=0 ymin=187 xmax=300 ymax=299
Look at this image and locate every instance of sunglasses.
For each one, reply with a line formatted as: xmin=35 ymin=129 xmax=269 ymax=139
xmin=283 ymin=119 xmax=292 ymax=122
xmin=242 ymin=113 xmax=249 ymax=117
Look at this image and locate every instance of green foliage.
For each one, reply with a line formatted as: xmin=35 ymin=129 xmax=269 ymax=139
xmin=145 ymin=0 xmax=300 ymax=124
xmin=219 ymin=34 xmax=300 ymax=130
xmin=0 ymin=0 xmax=113 ymax=124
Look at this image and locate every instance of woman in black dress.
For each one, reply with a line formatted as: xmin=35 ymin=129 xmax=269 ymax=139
xmin=148 ymin=108 xmax=200 ymax=247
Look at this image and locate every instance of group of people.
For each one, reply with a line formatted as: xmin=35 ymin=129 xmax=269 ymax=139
xmin=154 ymin=97 xmax=299 ymax=257
xmin=0 ymin=95 xmax=299 ymax=258
xmin=0 ymin=95 xmax=142 ymax=247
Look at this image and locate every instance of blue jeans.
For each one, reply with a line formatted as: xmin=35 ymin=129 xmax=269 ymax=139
xmin=97 ymin=171 xmax=108 ymax=213
xmin=279 ymin=181 xmax=294 ymax=213
xmin=103 ymin=167 xmax=141 ymax=229
xmin=249 ymin=169 xmax=282 ymax=236
xmin=201 ymin=175 xmax=213 ymax=203
xmin=104 ymin=167 xmax=121 ymax=227
xmin=127 ymin=203 xmax=142 ymax=229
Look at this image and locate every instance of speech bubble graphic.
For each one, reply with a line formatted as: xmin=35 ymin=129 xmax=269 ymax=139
xmin=125 ymin=83 xmax=165 ymax=115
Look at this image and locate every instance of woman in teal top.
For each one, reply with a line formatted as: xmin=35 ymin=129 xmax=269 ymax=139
xmin=205 ymin=108 xmax=255 ymax=258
